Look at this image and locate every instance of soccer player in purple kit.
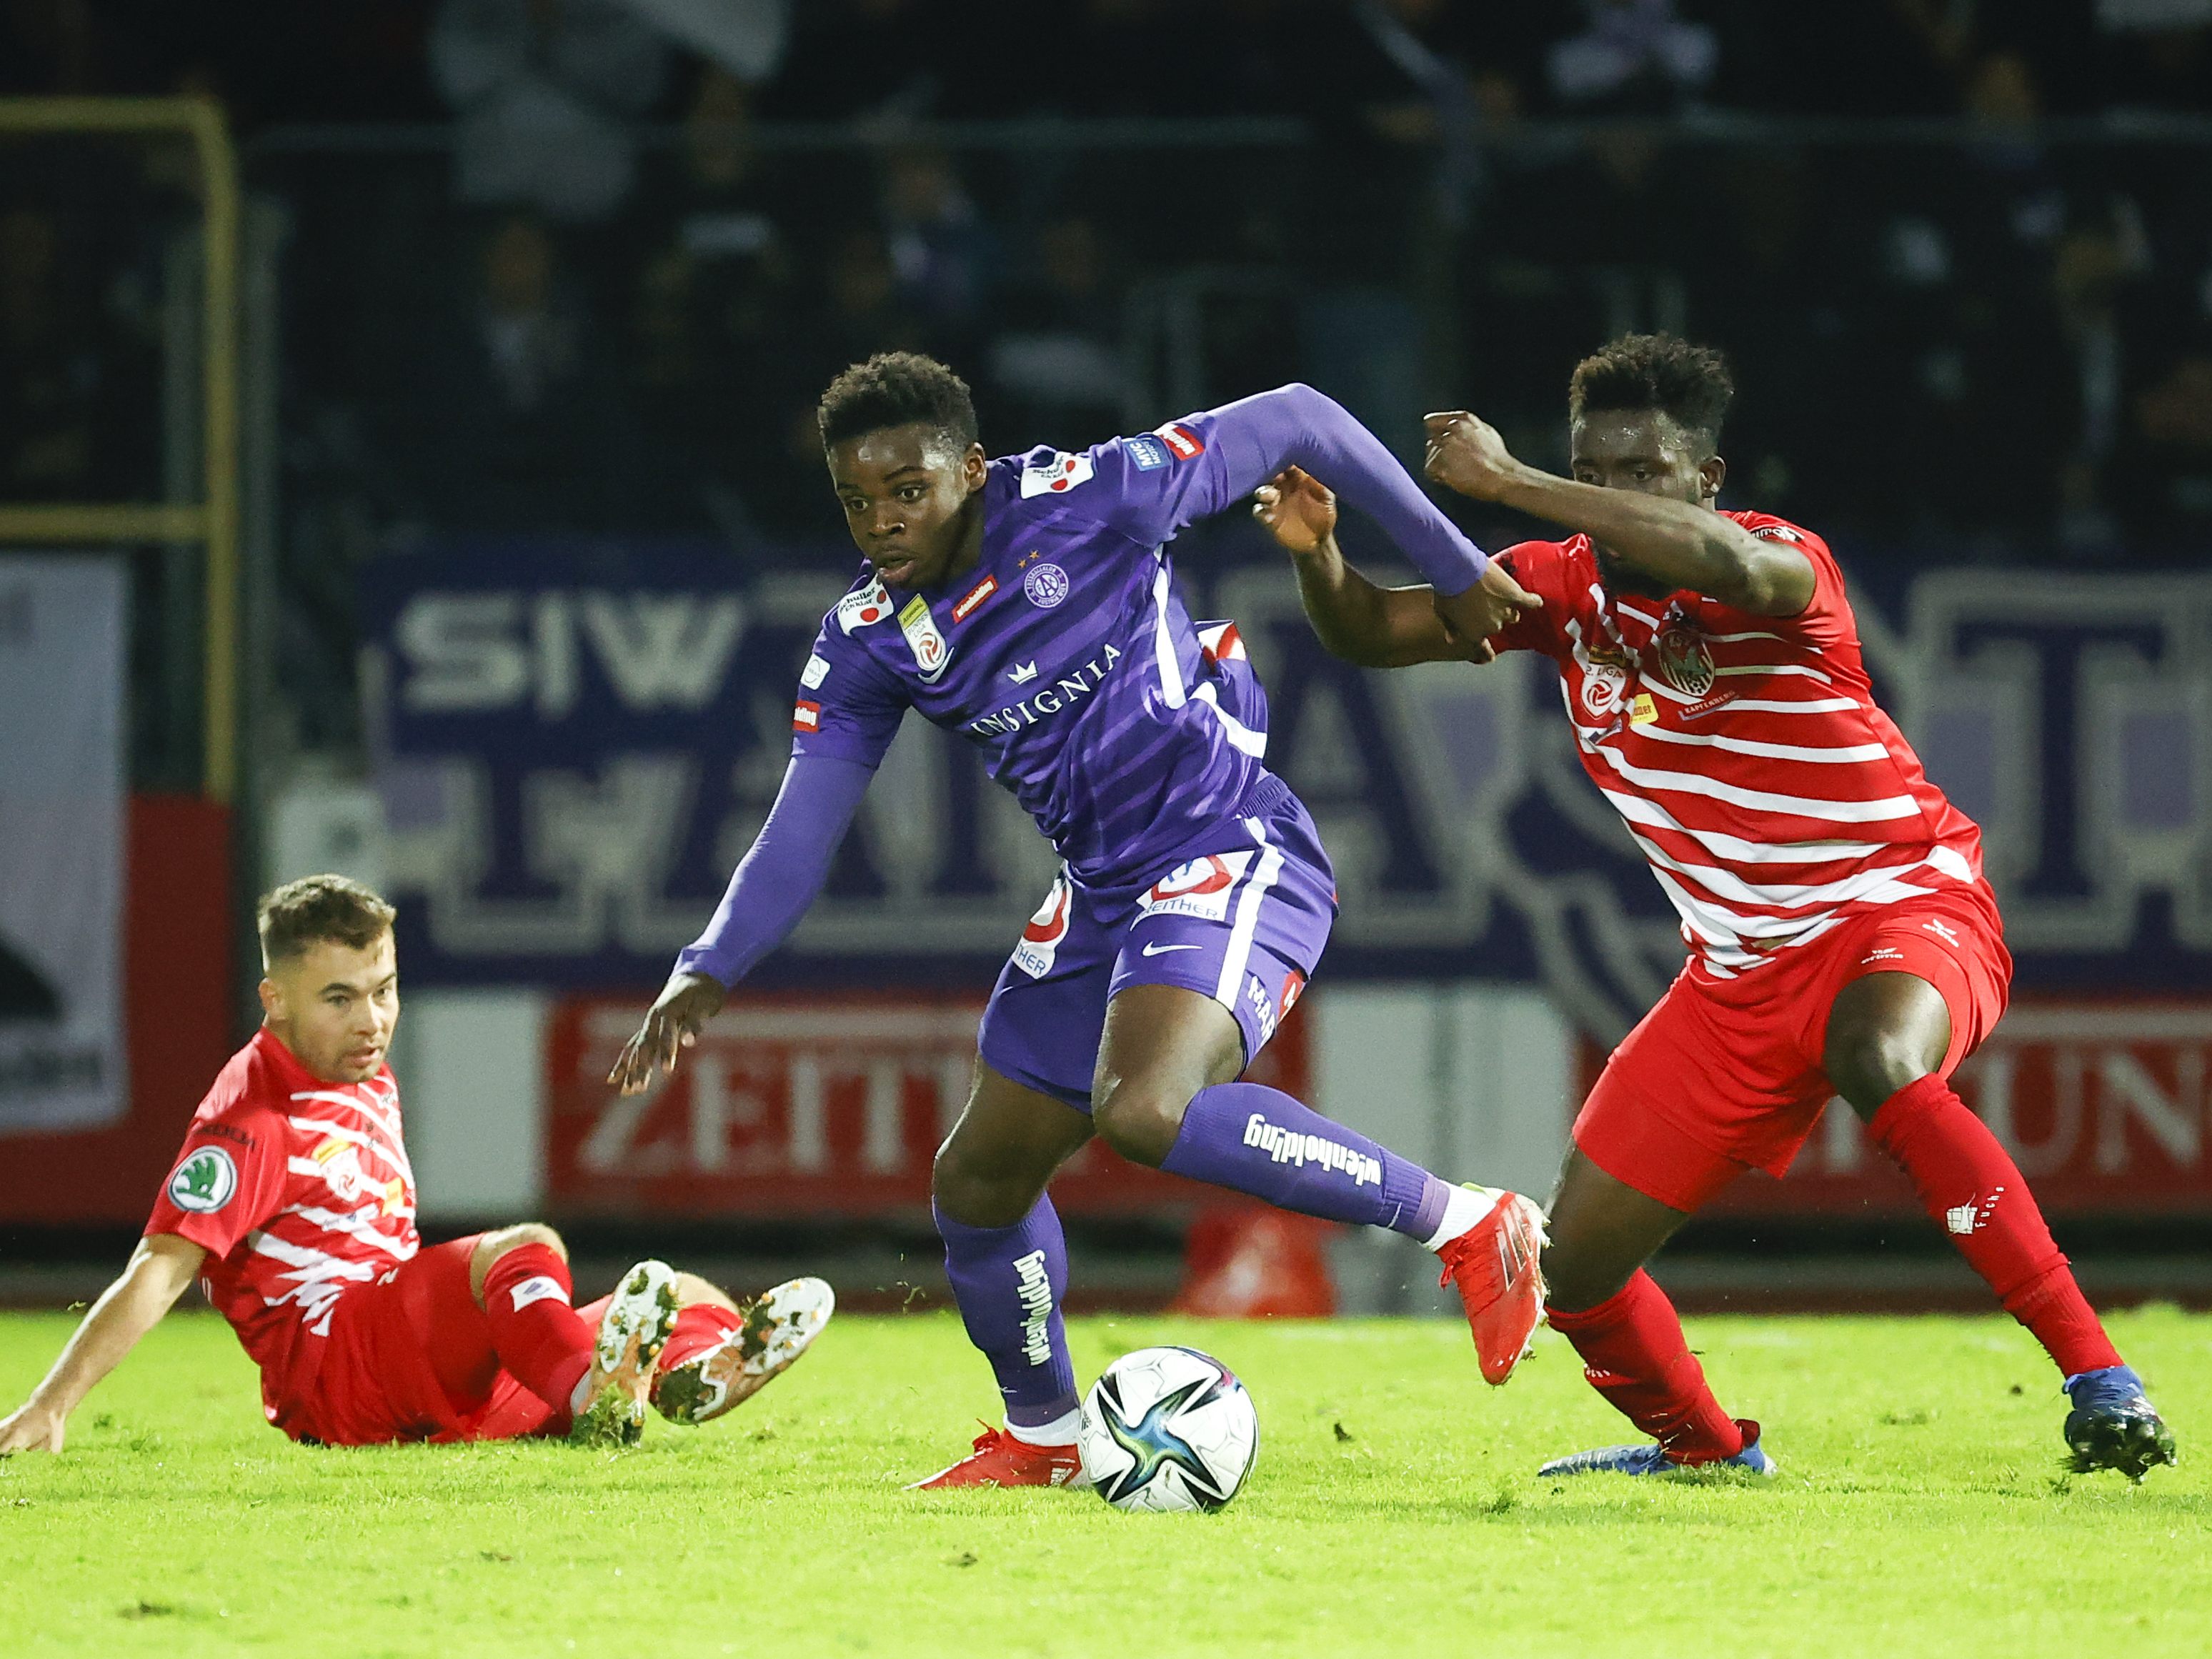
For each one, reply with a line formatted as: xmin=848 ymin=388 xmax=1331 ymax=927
xmin=609 ymin=353 xmax=1548 ymax=1488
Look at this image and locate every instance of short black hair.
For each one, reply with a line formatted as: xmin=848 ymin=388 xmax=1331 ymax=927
xmin=817 ymin=352 xmax=980 ymax=452
xmin=1568 ymin=333 xmax=1734 ymax=452
xmin=258 ymin=874 xmax=396 ymax=967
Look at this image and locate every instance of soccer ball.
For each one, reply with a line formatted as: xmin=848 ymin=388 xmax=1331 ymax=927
xmin=1077 ymin=1345 xmax=1257 ymax=1513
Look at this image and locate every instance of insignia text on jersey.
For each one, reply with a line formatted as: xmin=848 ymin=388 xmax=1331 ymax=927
xmin=965 ymin=642 xmax=1124 ymax=738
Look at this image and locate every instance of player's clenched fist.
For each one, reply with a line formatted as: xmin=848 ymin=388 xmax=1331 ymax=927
xmin=1430 ymin=560 xmax=1543 ymax=664
xmin=608 ymin=970 xmax=727 ymax=1095
xmin=1423 ymin=409 xmax=1519 ymax=503
xmin=1252 ymin=467 xmax=1337 ymax=557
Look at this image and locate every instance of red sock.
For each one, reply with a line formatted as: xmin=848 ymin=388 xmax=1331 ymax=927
xmin=1869 ymin=1075 xmax=2122 ymax=1377
xmin=1547 ymin=1270 xmax=1745 ymax=1463
xmin=659 ymin=1302 xmax=739 ymax=1375
xmin=480 ymin=1244 xmax=594 ymax=1413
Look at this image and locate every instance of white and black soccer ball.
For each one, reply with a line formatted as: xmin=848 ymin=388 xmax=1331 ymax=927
xmin=1077 ymin=1345 xmax=1257 ymax=1513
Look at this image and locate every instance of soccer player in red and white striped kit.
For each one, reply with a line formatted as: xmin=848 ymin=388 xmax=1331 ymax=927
xmin=0 ymin=876 xmax=829 ymax=1455
xmin=1255 ymin=333 xmax=2176 ymax=1480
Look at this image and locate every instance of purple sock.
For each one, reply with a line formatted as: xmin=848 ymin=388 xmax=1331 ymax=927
xmin=934 ymin=1195 xmax=1080 ymax=1433
xmin=1160 ymin=1081 xmax=1448 ymax=1237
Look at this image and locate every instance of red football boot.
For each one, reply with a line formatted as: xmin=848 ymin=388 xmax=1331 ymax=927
xmin=1435 ymin=1187 xmax=1549 ymax=1385
xmin=906 ymin=1423 xmax=1084 ymax=1490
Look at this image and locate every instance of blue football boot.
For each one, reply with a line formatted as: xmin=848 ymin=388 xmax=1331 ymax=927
xmin=1539 ymin=1418 xmax=1777 ymax=1478
xmin=2062 ymin=1366 xmax=2176 ymax=1483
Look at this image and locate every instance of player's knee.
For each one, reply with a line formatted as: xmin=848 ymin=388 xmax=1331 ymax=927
xmin=474 ymin=1222 xmax=566 ymax=1270
xmin=467 ymin=1222 xmax=567 ymax=1306
xmin=931 ymin=1135 xmax=1036 ymax=1228
xmin=1829 ymin=1029 xmax=1932 ymax=1117
xmin=1090 ymin=1080 xmax=1186 ymax=1169
xmin=1540 ymin=1235 xmax=1633 ymax=1314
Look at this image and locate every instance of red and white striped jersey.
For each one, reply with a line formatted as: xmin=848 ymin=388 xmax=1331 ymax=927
xmin=144 ymin=1028 xmax=418 ymax=1428
xmin=1492 ymin=510 xmax=1988 ymax=979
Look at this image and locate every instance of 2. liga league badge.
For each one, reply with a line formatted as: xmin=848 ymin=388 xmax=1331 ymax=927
xmin=1023 ymin=562 xmax=1070 ymax=609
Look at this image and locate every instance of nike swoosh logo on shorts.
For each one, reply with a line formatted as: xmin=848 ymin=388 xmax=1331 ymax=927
xmin=1140 ymin=942 xmax=1202 ymax=957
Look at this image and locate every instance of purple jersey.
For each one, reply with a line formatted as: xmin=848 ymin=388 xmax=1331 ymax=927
xmin=677 ymin=383 xmax=1487 ymax=989
xmin=793 ymin=412 xmax=1280 ymax=891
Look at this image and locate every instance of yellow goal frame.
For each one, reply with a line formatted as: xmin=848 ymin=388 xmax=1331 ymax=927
xmin=0 ymin=97 xmax=239 ymax=803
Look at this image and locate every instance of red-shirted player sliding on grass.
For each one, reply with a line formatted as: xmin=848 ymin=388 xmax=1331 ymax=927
xmin=1256 ymin=333 xmax=2177 ymax=1482
xmin=0 ymin=876 xmax=832 ymax=1455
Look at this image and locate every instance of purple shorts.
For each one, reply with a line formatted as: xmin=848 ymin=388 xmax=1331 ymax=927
xmin=977 ymin=794 xmax=1336 ymax=1110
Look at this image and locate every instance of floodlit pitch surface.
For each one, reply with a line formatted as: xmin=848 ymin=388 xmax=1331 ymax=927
xmin=1 ymin=1307 xmax=2206 ymax=1658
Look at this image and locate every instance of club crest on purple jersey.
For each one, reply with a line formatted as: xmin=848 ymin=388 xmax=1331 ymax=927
xmin=1023 ymin=562 xmax=1070 ymax=608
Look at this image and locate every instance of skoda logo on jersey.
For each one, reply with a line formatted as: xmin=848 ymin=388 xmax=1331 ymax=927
xmin=1654 ymin=624 xmax=1715 ymax=698
xmin=1023 ymin=563 xmax=1070 ymax=609
xmin=167 ymin=1146 xmax=238 ymax=1214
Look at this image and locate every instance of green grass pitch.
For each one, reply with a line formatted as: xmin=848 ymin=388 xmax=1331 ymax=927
xmin=1 ymin=1305 xmax=2206 ymax=1658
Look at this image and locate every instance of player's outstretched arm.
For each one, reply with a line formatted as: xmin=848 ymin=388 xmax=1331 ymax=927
xmin=609 ymin=754 xmax=875 ymax=1095
xmin=1255 ymin=469 xmax=1493 ymax=667
xmin=0 ymin=1233 xmax=205 ymax=1455
xmin=1423 ymin=411 xmax=1815 ymax=617
xmin=1196 ymin=386 xmax=1540 ymax=644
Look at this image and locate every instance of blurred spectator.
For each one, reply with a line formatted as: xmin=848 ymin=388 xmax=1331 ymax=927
xmin=812 ymin=227 xmax=927 ymax=382
xmin=430 ymin=0 xmax=670 ymax=221
xmin=989 ymin=215 xmax=1127 ymax=444
xmin=0 ymin=208 xmax=96 ymax=500
xmin=0 ymin=0 xmax=101 ymax=94
xmin=619 ymin=0 xmax=787 ymax=88
xmin=2119 ymin=217 xmax=2212 ymax=539
xmin=756 ymin=0 xmax=944 ymax=124
xmin=2096 ymin=1 xmax=2212 ymax=111
xmin=397 ymin=213 xmax=634 ymax=528
xmin=1546 ymin=0 xmax=1717 ymax=113
xmin=2053 ymin=199 xmax=2153 ymax=549
xmin=880 ymin=148 xmax=994 ymax=335
xmin=2135 ymin=357 xmax=2212 ymax=512
xmin=627 ymin=64 xmax=812 ymax=537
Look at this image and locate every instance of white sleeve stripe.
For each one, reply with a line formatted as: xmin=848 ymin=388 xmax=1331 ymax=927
xmin=279 ymin=1205 xmax=416 ymax=1257
xmin=1583 ymin=739 xmax=1922 ymax=822
xmin=1627 ymin=725 xmax=1891 ymax=764
xmin=1633 ymin=832 xmax=1938 ymax=910
xmin=1716 ymin=697 xmax=1861 ymax=714
xmin=1714 ymin=662 xmax=1833 ymax=682
xmin=1599 ymin=789 xmax=1886 ymax=862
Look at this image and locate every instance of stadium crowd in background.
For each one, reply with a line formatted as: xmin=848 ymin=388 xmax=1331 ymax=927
xmin=2 ymin=0 xmax=2211 ymax=769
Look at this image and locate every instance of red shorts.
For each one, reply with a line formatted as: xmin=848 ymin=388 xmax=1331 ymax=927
xmin=286 ymin=1236 xmax=612 ymax=1447
xmin=1572 ymin=886 xmax=2012 ymax=1213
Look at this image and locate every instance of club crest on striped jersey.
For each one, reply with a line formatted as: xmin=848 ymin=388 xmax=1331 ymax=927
xmin=1653 ymin=623 xmax=1715 ymax=697
xmin=897 ymin=594 xmax=952 ymax=682
xmin=1013 ymin=871 xmax=1074 ymax=978
xmin=1136 ymin=851 xmax=1255 ymax=923
xmin=837 ymin=577 xmax=893 ymax=633
xmin=1023 ymin=562 xmax=1070 ymax=609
